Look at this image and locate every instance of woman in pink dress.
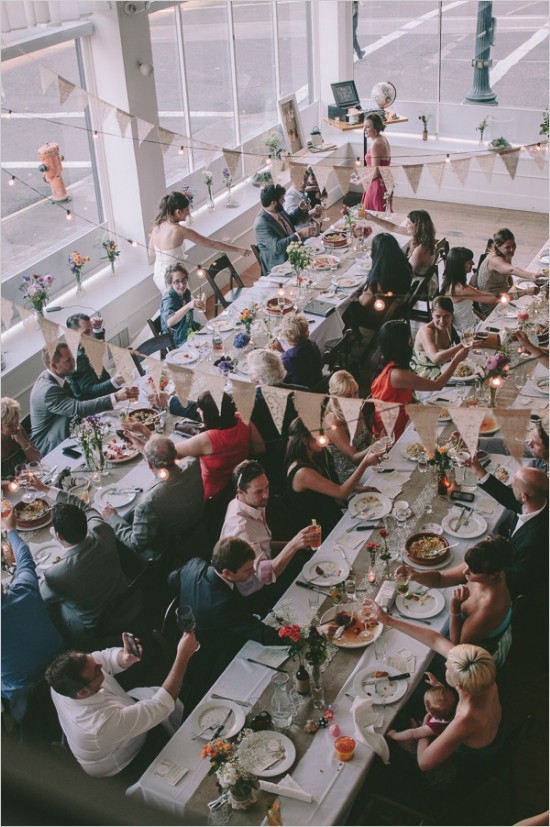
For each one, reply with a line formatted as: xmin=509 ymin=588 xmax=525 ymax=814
xmin=361 ymin=113 xmax=391 ymax=212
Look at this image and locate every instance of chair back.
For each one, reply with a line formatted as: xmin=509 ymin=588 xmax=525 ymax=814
xmin=250 ymin=244 xmax=265 ymax=275
xmin=147 ymin=316 xmax=162 ymax=338
xmin=204 ymin=254 xmax=244 ymax=316
xmin=129 ymin=332 xmax=176 ymax=375
xmin=322 ymin=328 xmax=355 ymax=373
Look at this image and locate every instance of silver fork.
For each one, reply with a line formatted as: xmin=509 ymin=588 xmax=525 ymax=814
xmin=191 ymin=719 xmax=222 ymax=741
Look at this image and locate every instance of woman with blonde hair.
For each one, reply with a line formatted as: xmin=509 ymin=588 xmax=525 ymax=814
xmin=323 ymin=371 xmax=373 ymax=483
xmin=148 ymin=191 xmax=251 ymax=293
xmin=277 ymin=312 xmax=323 ymax=388
xmin=1 ymin=397 xmax=41 ymax=483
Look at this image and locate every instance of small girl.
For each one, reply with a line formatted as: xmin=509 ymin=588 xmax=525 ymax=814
xmin=387 ymin=679 xmax=457 ymax=745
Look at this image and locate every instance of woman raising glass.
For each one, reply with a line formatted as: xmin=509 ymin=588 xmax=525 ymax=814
xmin=474 ymin=228 xmax=541 ymax=316
xmin=411 ymin=296 xmax=470 ymax=379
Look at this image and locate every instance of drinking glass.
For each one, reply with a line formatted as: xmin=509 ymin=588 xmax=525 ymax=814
xmin=394 ymin=501 xmax=411 ymax=523
xmin=374 ymin=635 xmax=387 ymax=662
xmin=381 ymin=433 xmax=394 ymax=462
xmin=359 ymin=602 xmax=375 ymax=638
xmin=417 ymin=451 xmax=428 ymax=473
xmin=514 ymin=373 xmax=524 ymax=391
xmin=308 ymin=589 xmax=321 ymax=619
xmin=176 ymin=604 xmax=201 ymax=650
xmin=15 ymin=464 xmax=36 ymax=503
xmin=462 ymin=330 xmax=474 ymax=348
xmin=344 ymin=573 xmax=357 ymax=603
xmin=395 ymin=565 xmax=409 ymax=596
xmin=370 ymin=439 xmax=386 ymax=472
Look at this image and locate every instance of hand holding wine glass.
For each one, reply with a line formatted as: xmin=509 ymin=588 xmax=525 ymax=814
xmin=370 ymin=439 xmax=386 ymax=472
xmin=176 ymin=604 xmax=201 ymax=650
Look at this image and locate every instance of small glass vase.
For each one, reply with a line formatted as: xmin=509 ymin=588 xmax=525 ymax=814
xmin=35 ymin=306 xmax=45 ymax=317
xmin=207 ymin=191 xmax=215 ymax=212
xmin=186 ymin=210 xmax=194 ymax=226
xmin=488 ymin=384 xmax=498 ymax=408
xmin=384 ymin=200 xmax=392 ymax=219
xmin=110 ymin=260 xmax=116 ymax=275
xmin=228 ymin=787 xmax=257 ymax=811
xmin=225 ymin=188 xmax=238 ymax=208
xmin=75 ymin=273 xmax=86 ymax=296
xmin=311 ymin=664 xmax=325 ymax=709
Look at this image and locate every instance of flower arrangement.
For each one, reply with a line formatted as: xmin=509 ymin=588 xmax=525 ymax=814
xmin=213 ymin=355 xmax=236 ymax=375
xmin=489 ymin=136 xmax=512 ymax=150
xmin=378 ymin=528 xmax=389 ymax=559
xmin=68 ymin=251 xmax=91 ymax=293
xmin=418 ymin=113 xmax=431 ymax=128
xmin=341 ymin=205 xmax=356 ymax=237
xmin=476 ymin=117 xmax=489 ymax=142
xmin=102 ymin=240 xmax=119 ymax=263
xmin=182 ymin=183 xmax=194 ymax=208
xmin=20 ymin=273 xmax=54 ymax=315
xmin=286 ymin=240 xmax=314 ymax=274
xmin=277 ymin=623 xmax=329 ymax=666
xmin=222 ymin=167 xmax=233 ymax=190
xmin=428 ymin=446 xmax=451 ymax=473
xmin=263 ymin=130 xmax=283 ymax=157
xmin=202 ymin=732 xmax=259 ymax=805
xmin=233 ymin=331 xmax=250 ymax=349
xmin=71 ymin=415 xmax=106 ymax=471
xmin=236 ymin=304 xmax=259 ymax=336
xmin=480 ymin=346 xmax=511 ymax=406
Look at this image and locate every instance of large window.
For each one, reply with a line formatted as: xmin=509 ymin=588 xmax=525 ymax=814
xmin=277 ymin=0 xmax=310 ymax=103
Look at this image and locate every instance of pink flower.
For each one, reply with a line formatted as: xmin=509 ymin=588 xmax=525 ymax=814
xmin=341 ymin=206 xmax=348 ymax=216
xmin=43 ymin=274 xmax=54 ymax=284
xmin=485 ymin=356 xmax=499 ymax=371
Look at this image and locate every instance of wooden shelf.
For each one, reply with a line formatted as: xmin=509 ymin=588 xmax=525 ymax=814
xmin=324 ymin=112 xmax=408 ymax=131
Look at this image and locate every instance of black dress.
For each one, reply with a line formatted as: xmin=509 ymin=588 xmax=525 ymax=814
xmin=285 ymin=460 xmax=344 ymax=536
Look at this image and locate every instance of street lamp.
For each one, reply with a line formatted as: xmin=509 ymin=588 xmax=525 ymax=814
xmin=464 ymin=1 xmax=498 ymax=105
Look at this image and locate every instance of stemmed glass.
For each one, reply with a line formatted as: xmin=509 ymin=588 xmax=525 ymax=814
xmin=424 ymin=468 xmax=438 ymax=515
xmin=344 ymin=573 xmax=357 ymax=620
xmin=15 ymin=464 xmax=36 ymax=504
xmin=370 ymin=439 xmax=386 ymax=472
xmin=176 ymin=604 xmax=201 ymax=650
xmin=381 ymin=432 xmax=394 ymax=462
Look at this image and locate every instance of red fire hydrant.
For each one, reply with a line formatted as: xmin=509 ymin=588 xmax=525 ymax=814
xmin=38 ymin=142 xmax=69 ymax=202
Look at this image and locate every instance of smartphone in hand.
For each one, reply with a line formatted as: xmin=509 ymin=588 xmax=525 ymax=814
xmin=124 ymin=632 xmax=141 ymax=659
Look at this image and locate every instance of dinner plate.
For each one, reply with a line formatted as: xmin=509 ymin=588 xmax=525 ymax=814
xmin=495 ymin=305 xmax=518 ymax=319
xmin=395 ymin=588 xmax=445 ymax=619
xmin=404 ymin=548 xmax=454 ymax=571
xmin=103 ymin=437 xmax=140 ymax=463
xmin=318 ymin=290 xmax=337 ymax=299
xmin=348 ymin=492 xmax=392 ymax=520
xmin=237 ymin=731 xmax=296 ymax=778
xmin=320 ymin=603 xmax=383 ymax=648
xmin=311 ymin=255 xmax=339 ymax=271
xmin=329 ymin=219 xmax=347 ymax=232
xmin=400 ymin=441 xmax=426 ymax=461
xmin=417 ymin=522 xmax=444 ymax=535
xmin=188 ymin=700 xmax=245 ymax=742
xmin=271 ymin=263 xmax=294 ymax=276
xmin=206 ymin=320 xmax=234 ymax=333
xmin=478 ymin=415 xmax=500 ymax=436
xmin=537 ymin=254 xmax=549 ymax=265
xmin=165 ymin=349 xmax=199 ymax=366
xmin=516 ymin=280 xmax=534 ymax=291
xmin=353 ymin=666 xmax=409 ymax=704
xmin=441 ymin=512 xmax=487 ymax=539
xmin=450 ymin=360 xmax=479 ymax=382
xmin=332 ymin=275 xmax=363 ymax=289
xmin=33 ymin=541 xmax=64 ymax=569
xmin=536 ymin=376 xmax=549 ymax=392
xmin=94 ymin=485 xmax=139 ymax=510
xmin=302 ymin=556 xmax=350 ymax=586
xmin=493 ymin=466 xmax=511 ymax=485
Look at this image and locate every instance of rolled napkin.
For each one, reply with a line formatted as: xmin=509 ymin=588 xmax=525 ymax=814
xmin=259 ymin=774 xmax=313 ymax=803
xmin=350 ymin=697 xmax=390 ymax=764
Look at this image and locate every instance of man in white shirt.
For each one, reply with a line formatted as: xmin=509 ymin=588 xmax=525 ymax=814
xmin=45 ymin=631 xmax=197 ymax=779
xmin=220 ymin=460 xmax=318 ymax=611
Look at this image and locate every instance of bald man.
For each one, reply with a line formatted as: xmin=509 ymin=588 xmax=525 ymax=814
xmin=469 ymin=459 xmax=548 ymax=601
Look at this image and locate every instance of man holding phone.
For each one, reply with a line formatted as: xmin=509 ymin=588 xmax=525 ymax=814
xmin=45 ymin=630 xmax=197 ymax=779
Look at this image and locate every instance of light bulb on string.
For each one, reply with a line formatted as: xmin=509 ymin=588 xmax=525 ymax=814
xmin=178 ymin=146 xmax=184 ymax=155
xmin=355 ymin=156 xmax=361 ymax=167
xmin=318 ymin=432 xmax=327 ymax=446
xmin=158 ymin=468 xmax=169 ymax=480
xmin=445 ymin=154 xmax=451 ymax=163
xmin=9 ymin=176 xmax=15 ymax=186
xmin=196 ymin=267 xmax=206 ymax=279
xmin=8 ymin=480 xmax=19 ymax=492
xmin=93 ymin=130 xmax=98 ymax=139
xmin=127 ymin=239 xmax=138 ymax=247
xmin=66 ymin=210 xmax=72 ymax=220
xmin=374 ymin=297 xmax=386 ymax=311
xmin=6 ymin=110 xmax=12 ymax=118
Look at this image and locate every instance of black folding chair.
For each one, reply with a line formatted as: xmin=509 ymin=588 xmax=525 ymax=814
xmin=203 ymin=253 xmax=244 ymax=316
xmin=129 ymin=332 xmax=176 ymax=375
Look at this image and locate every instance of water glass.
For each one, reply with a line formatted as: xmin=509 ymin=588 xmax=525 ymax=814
xmin=417 ymin=451 xmax=428 ymax=473
xmin=394 ymin=501 xmax=411 ymax=523
xmin=344 ymin=573 xmax=357 ymax=603
xmin=374 ymin=635 xmax=387 ymax=662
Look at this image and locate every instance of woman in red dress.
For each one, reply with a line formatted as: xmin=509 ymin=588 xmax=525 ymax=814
xmin=361 ymin=113 xmax=391 ymax=212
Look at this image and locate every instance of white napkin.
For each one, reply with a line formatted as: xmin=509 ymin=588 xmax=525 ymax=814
xmin=387 ymin=648 xmax=416 ymax=673
xmin=246 ymin=647 xmax=288 ymax=669
xmin=368 ymin=477 xmax=402 ymax=500
xmin=259 ymin=774 xmax=312 ymax=803
xmin=476 ymin=498 xmax=496 ymax=515
xmin=336 ymin=532 xmax=365 ymax=550
xmin=382 ymin=471 xmax=411 ymax=486
xmin=351 ymin=698 xmax=390 ymax=764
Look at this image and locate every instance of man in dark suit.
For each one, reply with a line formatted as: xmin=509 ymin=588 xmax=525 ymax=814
xmin=29 ymin=343 xmax=136 ymax=455
xmin=66 ymin=313 xmax=125 ymax=400
xmin=253 ymin=184 xmax=319 ymax=275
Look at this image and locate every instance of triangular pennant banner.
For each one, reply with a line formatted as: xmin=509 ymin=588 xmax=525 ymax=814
xmin=207 ymin=373 xmax=227 ymax=414
xmin=245 ymin=153 xmax=264 ymax=178
xmin=75 ymin=87 xmax=89 ymax=112
xmin=39 ymin=65 xmax=56 ymax=95
xmin=403 ymin=164 xmax=424 ymax=194
xmin=378 ymin=165 xmax=395 ymax=194
xmin=450 ymin=406 xmax=487 ymax=457
xmin=190 ymin=368 xmax=211 ymax=401
xmin=115 ymin=108 xmax=133 ymax=139
xmin=405 ymin=404 xmax=441 ymax=457
xmin=223 ymin=149 xmax=241 ymax=178
xmin=373 ymin=399 xmax=400 ymax=441
xmin=293 ymin=390 xmax=325 ymax=439
xmin=1 ymin=298 xmax=14 ymax=331
xmin=271 ymin=158 xmax=284 ymax=183
xmin=335 ymin=397 xmax=364 ymax=441
xmin=332 ymin=165 xmax=353 ymax=196
xmin=476 ymin=151 xmax=497 ymax=183
xmin=495 ymin=409 xmax=531 ymax=463
xmin=37 ymin=316 xmax=60 ymax=359
xmin=499 ymin=148 xmax=521 ymax=181
xmin=450 ymin=157 xmax=471 ymax=186
xmin=201 ymin=148 xmax=219 ymax=171
xmin=261 ymin=386 xmax=291 ymax=434
xmin=142 ymin=355 xmax=163 ymax=394
xmin=64 ymin=327 xmax=82 ymax=363
xmin=524 ymin=143 xmax=547 ymax=171
xmin=110 ymin=346 xmax=137 ymax=385
xmin=312 ymin=164 xmax=332 ymax=193
xmin=57 ymin=76 xmax=75 ymax=107
xmin=158 ymin=127 xmax=176 ymax=155
xmin=97 ymin=99 xmax=115 ymax=126
xmin=426 ymin=161 xmax=445 ymax=191
xmin=166 ymin=364 xmax=194 ymax=406
xmin=80 ymin=336 xmax=106 ymax=380
xmin=135 ymin=117 xmax=155 ymax=146
xmin=231 ymin=379 xmax=256 ymax=425
xmin=356 ymin=166 xmax=377 ymax=189
xmin=289 ymin=162 xmax=306 ymax=189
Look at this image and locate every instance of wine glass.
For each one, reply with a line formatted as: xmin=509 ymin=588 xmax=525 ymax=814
xmin=15 ymin=464 xmax=36 ymax=504
xmin=370 ymin=439 xmax=386 ymax=472
xmin=176 ymin=604 xmax=201 ymax=650
xmin=381 ymin=432 xmax=394 ymax=462
xmin=394 ymin=563 xmax=409 ymax=596
xmin=462 ymin=330 xmax=474 ymax=348
xmin=514 ymin=372 xmax=524 ymax=392
xmin=359 ymin=600 xmax=376 ymax=638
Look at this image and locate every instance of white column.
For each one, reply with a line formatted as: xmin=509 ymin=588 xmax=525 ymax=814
xmin=316 ymin=1 xmax=353 ymax=113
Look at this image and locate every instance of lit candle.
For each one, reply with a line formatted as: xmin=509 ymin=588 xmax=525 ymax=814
xmin=158 ymin=468 xmax=169 ymax=480
xmin=499 ymin=293 xmax=510 ymax=304
xmin=8 ymin=480 xmax=19 ymax=492
xmin=368 ymin=570 xmax=376 ymax=584
xmin=490 ymin=376 xmax=502 ymax=388
xmin=374 ymin=298 xmax=386 ymax=311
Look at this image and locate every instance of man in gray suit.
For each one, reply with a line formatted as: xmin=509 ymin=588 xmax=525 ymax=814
xmin=253 ymin=184 xmax=319 ymax=275
xmin=31 ymin=477 xmax=141 ymax=648
xmin=29 ymin=343 xmax=136 ymax=455
xmin=101 ymin=436 xmax=206 ymax=565
xmin=66 ymin=313 xmax=126 ymax=400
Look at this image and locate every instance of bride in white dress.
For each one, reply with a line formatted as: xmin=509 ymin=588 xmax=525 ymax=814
xmin=148 ymin=191 xmax=252 ymax=294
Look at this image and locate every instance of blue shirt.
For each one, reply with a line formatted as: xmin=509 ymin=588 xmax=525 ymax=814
xmin=160 ymin=287 xmax=193 ymax=346
xmin=281 ymin=339 xmax=323 ymax=388
xmin=1 ymin=531 xmax=65 ymax=704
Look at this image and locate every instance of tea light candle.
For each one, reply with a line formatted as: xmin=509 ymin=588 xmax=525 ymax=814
xmin=329 ymin=724 xmax=341 ymax=737
xmin=490 ymin=376 xmax=503 ymax=388
xmin=158 ymin=468 xmax=169 ymax=480
xmin=8 ymin=480 xmax=19 ymax=492
xmin=368 ymin=570 xmax=376 ymax=584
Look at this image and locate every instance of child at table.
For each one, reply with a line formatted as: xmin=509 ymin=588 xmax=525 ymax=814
xmin=387 ymin=674 xmax=457 ymax=748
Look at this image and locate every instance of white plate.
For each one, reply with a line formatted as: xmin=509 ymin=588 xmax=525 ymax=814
xmin=333 ymin=275 xmax=363 ymax=289
xmin=165 ymin=349 xmax=199 ymax=366
xmin=33 ymin=541 xmax=63 ymax=569
xmin=536 ymin=376 xmax=549 ymax=391
xmin=238 ymin=731 xmax=296 ymax=778
xmin=103 ymin=437 xmax=140 ymax=464
xmin=271 ymin=263 xmax=294 ymax=276
xmin=450 ymin=360 xmax=479 ymax=382
xmin=479 ymin=421 xmax=500 ymax=436
xmin=320 ymin=603 xmax=383 ymax=648
xmin=94 ymin=485 xmax=139 ymax=510
xmin=400 ymin=441 xmax=426 ymax=462
xmin=441 ymin=512 xmax=487 ymax=539
xmin=417 ymin=522 xmax=444 ymax=535
xmin=188 ymin=700 xmax=245 ymax=741
xmin=318 ymin=290 xmax=337 ymax=299
xmin=517 ymin=280 xmax=534 ymax=291
xmin=302 ymin=556 xmax=349 ymax=586
xmin=493 ymin=466 xmax=511 ymax=485
xmin=537 ymin=254 xmax=549 ymax=265
xmin=311 ymin=255 xmax=339 ymax=271
xmin=236 ymin=361 xmax=249 ymax=376
xmin=404 ymin=548 xmax=454 ymax=571
xmin=495 ymin=304 xmax=518 ymax=319
xmin=329 ymin=219 xmax=347 ymax=232
xmin=395 ymin=588 xmax=445 ymax=619
xmin=353 ymin=666 xmax=409 ymax=704
xmin=206 ymin=320 xmax=234 ymax=333
xmin=348 ymin=492 xmax=392 ymax=520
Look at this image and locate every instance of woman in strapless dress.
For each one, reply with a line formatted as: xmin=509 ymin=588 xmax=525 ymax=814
xmin=361 ymin=113 xmax=391 ymax=212
xmin=149 ymin=191 xmax=252 ymax=293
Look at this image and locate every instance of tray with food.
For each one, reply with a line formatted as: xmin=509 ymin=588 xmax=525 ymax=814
xmin=15 ymin=498 xmax=52 ymax=529
xmin=321 ymin=604 xmax=383 ymax=648
xmin=103 ymin=436 xmax=140 ymax=463
xmin=404 ymin=532 xmax=450 ymax=567
xmin=450 ymin=361 xmax=478 ymax=382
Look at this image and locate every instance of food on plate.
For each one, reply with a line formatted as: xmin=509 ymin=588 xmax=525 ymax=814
xmin=480 ymin=413 xmax=498 ymax=433
xmin=125 ymin=408 xmax=158 ymax=429
xmin=312 ymin=255 xmax=337 ymax=270
xmin=405 ymin=533 xmax=449 ymax=565
xmin=438 ymin=407 xmax=450 ymax=419
xmin=15 ymin=498 xmax=50 ymax=526
xmin=495 ymin=466 xmax=510 ymax=484
xmin=331 ymin=611 xmax=377 ymax=643
xmin=266 ymin=297 xmax=293 ymax=315
xmin=315 ymin=565 xmax=325 ymax=577
xmin=406 ymin=442 xmax=425 ymax=458
xmin=373 ymin=670 xmax=389 ymax=679
xmin=267 ymin=801 xmax=282 ymax=827
xmin=322 ymin=231 xmax=348 ymax=247
xmin=404 ymin=592 xmax=434 ymax=605
xmin=536 ymin=323 xmax=549 ymax=337
xmin=336 ymin=277 xmax=358 ymax=287
xmin=103 ymin=436 xmax=138 ymax=461
xmin=312 ymin=561 xmax=340 ymax=579
xmin=453 ymin=363 xmax=475 ymax=378
xmin=147 ymin=372 xmax=169 ymax=392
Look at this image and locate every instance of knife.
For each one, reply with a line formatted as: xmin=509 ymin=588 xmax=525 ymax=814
xmin=295 ymin=580 xmax=331 ymax=596
xmin=364 ymin=672 xmax=410 ymax=685
xmin=346 ymin=522 xmax=381 ymax=533
xmin=355 ymin=525 xmax=384 ymax=532
xmin=453 ymin=506 xmax=467 ymax=532
xmin=246 ymin=658 xmax=287 ymax=673
xmin=212 ymin=708 xmax=233 ymax=739
xmin=210 ymin=693 xmax=251 ymax=707
xmin=390 ymin=610 xmax=432 ymax=625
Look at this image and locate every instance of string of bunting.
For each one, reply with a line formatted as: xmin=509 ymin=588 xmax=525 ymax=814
xmin=4 ymin=297 xmax=534 ymax=460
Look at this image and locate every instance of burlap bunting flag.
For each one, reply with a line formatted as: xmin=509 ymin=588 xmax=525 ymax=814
xmin=271 ymin=158 xmax=284 ymax=183
xmin=499 ymin=148 xmax=521 ymax=181
xmin=335 ymin=397 xmax=364 ymax=441
xmin=426 ymin=161 xmax=445 ymax=191
xmin=190 ymin=368 xmax=211 ymax=401
xmin=80 ymin=336 xmax=106 ymax=380
xmin=20 ymin=306 xmax=37 ymax=333
xmin=166 ymin=364 xmax=194 ymax=406
xmin=450 ymin=406 xmax=487 ymax=457
xmin=476 ymin=152 xmax=496 ymax=183
xmin=494 ymin=409 xmax=531 ymax=463
xmin=1 ymin=298 xmax=14 ymax=331
xmin=142 ymin=356 xmax=163 ymax=394
xmin=403 ymin=164 xmax=423 ymax=194
xmin=110 ymin=346 xmax=137 ymax=385
xmin=289 ymin=162 xmax=306 ymax=189
xmin=372 ymin=400 xmax=400 ymax=441
xmin=201 ymin=149 xmax=219 ymax=171
xmin=57 ymin=76 xmax=75 ymax=107
xmin=244 ymin=153 xmax=263 ymax=178
xmin=115 ymin=108 xmax=133 ymax=139
xmin=405 ymin=404 xmax=441 ymax=457
xmin=261 ymin=386 xmax=291 ymax=434
xmin=158 ymin=127 xmax=176 ymax=155
xmin=378 ymin=166 xmax=395 ymax=193
xmin=135 ymin=117 xmax=155 ymax=146
xmin=64 ymin=327 xmax=82 ymax=363
xmin=312 ymin=163 xmax=333 ymax=193
xmin=97 ymin=99 xmax=114 ymax=126
xmin=332 ymin=165 xmax=353 ymax=196
xmin=293 ymin=390 xmax=325 ymax=439
xmin=37 ymin=316 xmax=60 ymax=359
xmin=223 ymin=149 xmax=241 ymax=178
xmin=206 ymin=373 xmax=227 ymax=414
xmin=450 ymin=157 xmax=471 ymax=186
xmin=39 ymin=65 xmax=56 ymax=95
xmin=356 ymin=166 xmax=377 ymax=189
xmin=524 ymin=143 xmax=547 ymax=171
xmin=231 ymin=379 xmax=256 ymax=424
xmin=75 ymin=88 xmax=89 ymax=112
